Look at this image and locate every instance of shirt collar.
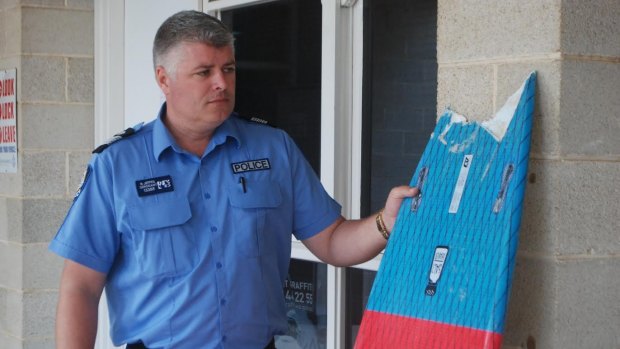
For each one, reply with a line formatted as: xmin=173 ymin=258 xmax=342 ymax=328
xmin=152 ymin=103 xmax=242 ymax=161
xmin=207 ymin=113 xmax=242 ymax=152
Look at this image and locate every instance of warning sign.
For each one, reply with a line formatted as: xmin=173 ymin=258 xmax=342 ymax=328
xmin=0 ymin=69 xmax=17 ymax=173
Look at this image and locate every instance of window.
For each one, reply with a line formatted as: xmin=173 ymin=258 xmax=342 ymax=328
xmin=344 ymin=268 xmax=376 ymax=348
xmin=281 ymin=259 xmax=328 ymax=348
xmin=360 ymin=0 xmax=438 ymax=216
xmin=220 ymin=0 xmax=322 ymax=171
xmin=346 ymin=0 xmax=437 ymax=346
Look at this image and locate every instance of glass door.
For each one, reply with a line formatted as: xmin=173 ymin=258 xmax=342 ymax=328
xmin=218 ymin=0 xmax=323 ymax=172
xmin=345 ymin=0 xmax=438 ymax=347
xmin=213 ymin=1 xmax=327 ymax=347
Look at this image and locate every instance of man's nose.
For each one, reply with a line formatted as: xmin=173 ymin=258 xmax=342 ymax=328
xmin=213 ymin=71 xmax=227 ymax=91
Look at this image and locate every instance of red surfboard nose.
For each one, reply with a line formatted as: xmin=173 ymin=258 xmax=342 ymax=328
xmin=355 ymin=310 xmax=503 ymax=349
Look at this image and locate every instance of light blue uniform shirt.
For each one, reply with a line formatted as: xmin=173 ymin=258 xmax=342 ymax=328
xmin=49 ymin=105 xmax=341 ymax=348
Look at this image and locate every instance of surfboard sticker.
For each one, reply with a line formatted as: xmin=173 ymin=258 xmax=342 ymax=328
xmin=425 ymin=246 xmax=449 ymax=297
xmin=355 ymin=72 xmax=536 ymax=349
xmin=449 ymin=154 xmax=473 ymax=214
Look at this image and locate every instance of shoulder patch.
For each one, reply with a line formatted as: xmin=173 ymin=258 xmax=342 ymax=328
xmin=235 ymin=113 xmax=275 ymax=127
xmin=74 ymin=165 xmax=92 ymax=200
xmin=92 ymin=127 xmax=137 ymax=154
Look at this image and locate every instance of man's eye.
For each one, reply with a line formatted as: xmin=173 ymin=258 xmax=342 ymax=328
xmin=223 ymin=66 xmax=236 ymax=73
xmin=197 ymin=70 xmax=210 ymax=76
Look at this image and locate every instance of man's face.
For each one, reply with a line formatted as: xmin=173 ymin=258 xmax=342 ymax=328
xmin=157 ymin=41 xmax=236 ymax=131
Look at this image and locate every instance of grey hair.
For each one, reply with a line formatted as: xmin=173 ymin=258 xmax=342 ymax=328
xmin=153 ymin=10 xmax=235 ymax=76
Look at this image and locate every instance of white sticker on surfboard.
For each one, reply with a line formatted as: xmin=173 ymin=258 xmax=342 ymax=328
xmin=449 ymin=154 xmax=473 ymax=213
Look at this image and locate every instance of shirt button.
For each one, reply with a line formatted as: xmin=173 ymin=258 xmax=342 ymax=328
xmin=220 ymin=299 xmax=227 ymax=306
xmin=204 ymin=193 xmax=211 ymax=199
xmin=210 ymin=226 xmax=217 ymax=232
xmin=216 ymin=262 xmax=222 ymax=269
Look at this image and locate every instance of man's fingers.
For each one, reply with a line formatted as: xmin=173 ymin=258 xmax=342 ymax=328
xmin=389 ymin=185 xmax=419 ymax=200
xmin=384 ymin=185 xmax=419 ymax=218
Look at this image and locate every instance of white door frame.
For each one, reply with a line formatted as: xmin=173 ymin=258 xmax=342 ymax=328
xmin=94 ymin=0 xmax=125 ymax=145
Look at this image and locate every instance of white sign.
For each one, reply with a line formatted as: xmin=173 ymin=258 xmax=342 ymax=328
xmin=449 ymin=154 xmax=473 ymax=214
xmin=0 ymin=69 xmax=17 ymax=173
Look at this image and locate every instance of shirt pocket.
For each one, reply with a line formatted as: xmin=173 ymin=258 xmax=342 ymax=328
xmin=227 ymin=179 xmax=282 ymax=257
xmin=128 ymin=197 xmax=197 ymax=278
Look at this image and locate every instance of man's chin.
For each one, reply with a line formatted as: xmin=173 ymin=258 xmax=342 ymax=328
xmin=205 ymin=109 xmax=233 ymax=123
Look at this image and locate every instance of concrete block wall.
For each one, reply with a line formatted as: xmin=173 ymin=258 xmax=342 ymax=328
xmin=0 ymin=1 xmax=94 ymax=348
xmin=437 ymin=1 xmax=619 ymax=348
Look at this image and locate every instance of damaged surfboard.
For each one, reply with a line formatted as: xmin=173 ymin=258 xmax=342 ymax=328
xmin=355 ymin=72 xmax=537 ymax=349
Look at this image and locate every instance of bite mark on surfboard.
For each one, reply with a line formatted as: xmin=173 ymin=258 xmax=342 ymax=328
xmin=437 ymin=72 xmax=534 ymax=152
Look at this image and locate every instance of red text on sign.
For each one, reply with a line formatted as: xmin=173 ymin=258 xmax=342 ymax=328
xmin=0 ymin=78 xmax=15 ymax=97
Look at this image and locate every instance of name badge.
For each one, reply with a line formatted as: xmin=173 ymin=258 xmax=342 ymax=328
xmin=136 ymin=175 xmax=174 ymax=197
xmin=231 ymin=158 xmax=271 ymax=174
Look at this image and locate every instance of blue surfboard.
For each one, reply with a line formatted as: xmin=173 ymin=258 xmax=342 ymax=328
xmin=356 ymin=72 xmax=537 ymax=348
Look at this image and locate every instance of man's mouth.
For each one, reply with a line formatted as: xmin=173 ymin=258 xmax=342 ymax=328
xmin=209 ymin=94 xmax=229 ymax=104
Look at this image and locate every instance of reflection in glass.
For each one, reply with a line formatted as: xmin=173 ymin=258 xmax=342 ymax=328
xmin=345 ymin=268 xmax=376 ymax=348
xmin=221 ymin=0 xmax=322 ymax=173
xmin=279 ymin=259 xmax=327 ymax=349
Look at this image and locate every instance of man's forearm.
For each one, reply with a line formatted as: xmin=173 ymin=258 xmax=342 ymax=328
xmin=56 ymin=260 xmax=107 ymax=349
xmin=303 ymin=186 xmax=418 ymax=267
xmin=56 ymin=285 xmax=100 ymax=348
xmin=327 ymin=186 xmax=419 ymax=266
xmin=302 ymin=214 xmax=388 ymax=267
xmin=326 ymin=215 xmax=388 ymax=267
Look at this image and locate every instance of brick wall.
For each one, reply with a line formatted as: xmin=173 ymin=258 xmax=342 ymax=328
xmin=0 ymin=1 xmax=94 ymax=348
xmin=437 ymin=1 xmax=619 ymax=348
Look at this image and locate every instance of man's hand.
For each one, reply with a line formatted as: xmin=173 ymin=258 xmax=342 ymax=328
xmin=381 ymin=185 xmax=419 ymax=232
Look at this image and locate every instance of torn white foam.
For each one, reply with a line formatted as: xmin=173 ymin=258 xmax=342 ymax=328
xmin=481 ymin=73 xmax=531 ymax=142
xmin=436 ymin=72 xmax=533 ymax=151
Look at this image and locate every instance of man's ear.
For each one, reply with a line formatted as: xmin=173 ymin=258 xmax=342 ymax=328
xmin=155 ymin=66 xmax=170 ymax=94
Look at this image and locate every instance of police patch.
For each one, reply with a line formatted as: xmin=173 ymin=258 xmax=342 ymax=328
xmin=231 ymin=159 xmax=271 ymax=174
xmin=74 ymin=166 xmax=92 ymax=200
xmin=136 ymin=175 xmax=174 ymax=197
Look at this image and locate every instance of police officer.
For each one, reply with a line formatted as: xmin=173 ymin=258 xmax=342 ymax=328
xmin=50 ymin=10 xmax=417 ymax=349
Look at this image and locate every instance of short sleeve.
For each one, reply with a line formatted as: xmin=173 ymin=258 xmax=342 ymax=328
xmin=49 ymin=154 xmax=120 ymax=273
xmin=283 ymin=133 xmax=342 ymax=240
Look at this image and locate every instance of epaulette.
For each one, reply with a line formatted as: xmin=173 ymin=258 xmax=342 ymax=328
xmin=92 ymin=123 xmax=143 ymax=153
xmin=235 ymin=113 xmax=275 ymax=127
